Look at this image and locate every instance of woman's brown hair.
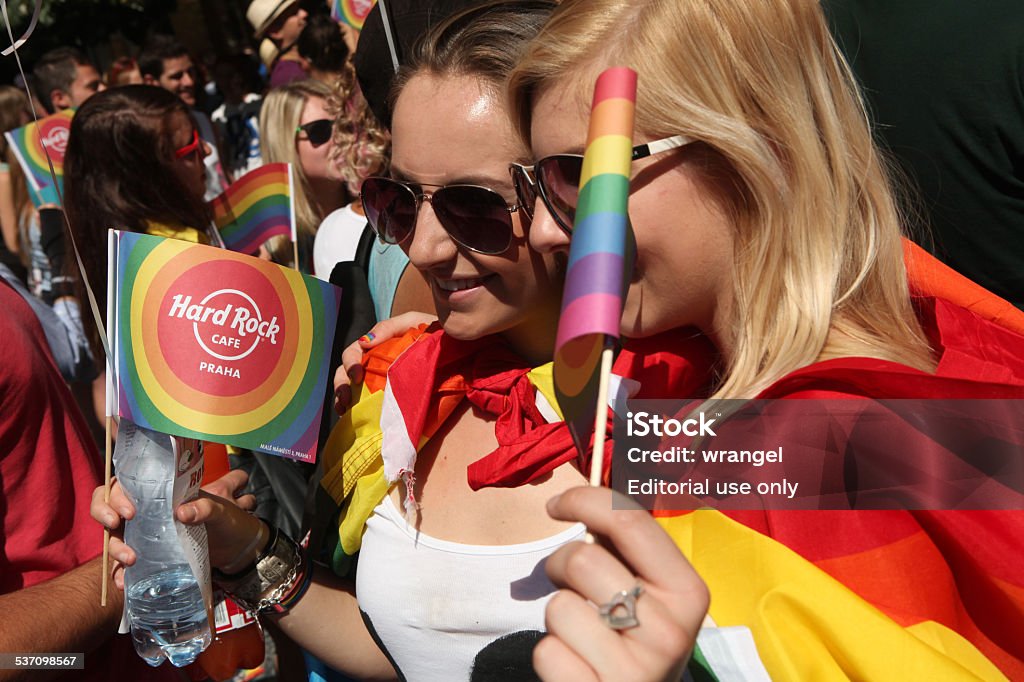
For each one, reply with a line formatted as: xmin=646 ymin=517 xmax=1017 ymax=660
xmin=64 ymin=84 xmax=213 ymax=358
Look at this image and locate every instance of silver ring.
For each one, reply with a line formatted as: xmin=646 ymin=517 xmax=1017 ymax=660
xmin=598 ymin=583 xmax=644 ymax=630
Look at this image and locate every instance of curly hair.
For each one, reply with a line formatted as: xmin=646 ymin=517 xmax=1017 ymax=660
xmin=327 ymin=58 xmax=390 ymax=197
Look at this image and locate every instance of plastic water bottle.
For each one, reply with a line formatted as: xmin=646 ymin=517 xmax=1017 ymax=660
xmin=116 ymin=423 xmax=212 ymax=667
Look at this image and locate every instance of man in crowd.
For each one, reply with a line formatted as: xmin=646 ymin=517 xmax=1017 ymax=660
xmin=32 ymin=47 xmax=105 ymax=114
xmin=139 ymin=34 xmax=199 ymax=108
xmin=139 ymin=35 xmax=229 ymax=196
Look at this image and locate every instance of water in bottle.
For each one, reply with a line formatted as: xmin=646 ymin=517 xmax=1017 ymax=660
xmin=116 ymin=422 xmax=212 ymax=667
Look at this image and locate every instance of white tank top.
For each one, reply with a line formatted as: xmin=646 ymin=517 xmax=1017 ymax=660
xmin=355 ymin=494 xmax=586 ymax=681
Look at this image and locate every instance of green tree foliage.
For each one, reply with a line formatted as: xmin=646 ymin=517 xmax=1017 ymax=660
xmin=2 ymin=0 xmax=177 ymax=54
xmin=0 ymin=0 xmax=177 ymax=81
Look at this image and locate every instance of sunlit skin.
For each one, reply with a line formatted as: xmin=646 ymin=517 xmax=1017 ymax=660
xmin=390 ymin=73 xmax=564 ymax=366
xmin=528 ymin=82 xmax=736 ymax=353
xmin=383 ymin=72 xmax=584 ymax=546
xmin=169 ymin=112 xmax=209 ymax=199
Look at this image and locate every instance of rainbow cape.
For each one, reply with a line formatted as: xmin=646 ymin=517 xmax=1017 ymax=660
xmin=553 ymin=66 xmax=635 ymax=459
xmin=211 ymin=163 xmax=295 ymax=255
xmin=658 ymin=256 xmax=1024 ymax=680
xmin=4 ymin=108 xmax=74 ymax=207
xmin=109 ymin=230 xmax=341 ymax=462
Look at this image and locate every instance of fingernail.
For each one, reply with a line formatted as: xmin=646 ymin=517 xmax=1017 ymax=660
xmin=179 ymin=506 xmax=196 ymax=523
xmin=359 ymin=332 xmax=375 ymax=344
xmin=118 ymin=506 xmax=132 ymax=518
xmin=103 ymin=513 xmax=118 ymax=528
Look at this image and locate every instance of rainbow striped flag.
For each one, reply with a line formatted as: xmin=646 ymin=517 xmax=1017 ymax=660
xmin=553 ymin=67 xmax=635 ymax=459
xmin=4 ymin=108 xmax=74 ymax=207
xmin=331 ymin=0 xmax=376 ymax=29
xmin=211 ymin=163 xmax=295 ymax=256
xmin=655 ymin=508 xmax=1024 ymax=680
xmin=109 ymin=230 xmax=342 ymax=462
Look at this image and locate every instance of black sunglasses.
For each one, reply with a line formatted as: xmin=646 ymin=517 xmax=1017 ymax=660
xmin=295 ymin=118 xmax=333 ymax=148
xmin=510 ymin=135 xmax=691 ymax=234
xmin=360 ymin=176 xmax=520 ymax=255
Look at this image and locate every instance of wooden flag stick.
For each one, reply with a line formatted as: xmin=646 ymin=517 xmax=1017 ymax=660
xmin=101 ymin=415 xmax=112 ymax=606
xmin=292 ymin=238 xmax=300 ymax=273
xmin=589 ymin=344 xmax=616 ymax=487
xmin=585 ymin=343 xmax=616 ymax=543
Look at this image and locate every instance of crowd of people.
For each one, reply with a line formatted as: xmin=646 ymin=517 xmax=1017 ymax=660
xmin=1 ymin=0 xmax=1023 ymax=681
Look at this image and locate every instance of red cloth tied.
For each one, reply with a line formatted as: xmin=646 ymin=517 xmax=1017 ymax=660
xmin=384 ymin=328 xmax=615 ymax=490
xmin=385 ymin=326 xmax=716 ymax=491
xmin=464 ymin=369 xmax=615 ymax=489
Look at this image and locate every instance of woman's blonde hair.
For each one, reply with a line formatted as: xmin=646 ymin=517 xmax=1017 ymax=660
xmin=510 ymin=0 xmax=934 ymax=398
xmin=259 ymin=79 xmax=335 ymax=240
xmin=327 ymin=58 xmax=390 ymax=196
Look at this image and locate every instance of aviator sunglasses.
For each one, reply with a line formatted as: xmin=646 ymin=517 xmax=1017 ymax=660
xmin=510 ymin=135 xmax=691 ymax=234
xmin=295 ymin=119 xmax=333 ymax=148
xmin=360 ymin=176 xmax=520 ymax=255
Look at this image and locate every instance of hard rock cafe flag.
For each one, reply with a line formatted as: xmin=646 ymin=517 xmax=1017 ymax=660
xmin=4 ymin=108 xmax=73 ymax=206
xmin=108 ymin=231 xmax=341 ymax=462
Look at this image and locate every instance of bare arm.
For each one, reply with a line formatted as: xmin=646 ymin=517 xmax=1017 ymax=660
xmin=95 ymin=475 xmax=397 ymax=680
xmin=0 ymin=557 xmax=121 ymax=682
xmin=268 ymin=566 xmax=398 ymax=680
xmin=176 ymin=495 xmax=397 ymax=679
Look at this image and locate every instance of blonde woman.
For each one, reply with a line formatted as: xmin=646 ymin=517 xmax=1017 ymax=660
xmin=310 ymin=59 xmax=389 ymax=280
xmin=509 ymin=0 xmax=1024 ymax=678
xmin=259 ymin=79 xmax=346 ymax=272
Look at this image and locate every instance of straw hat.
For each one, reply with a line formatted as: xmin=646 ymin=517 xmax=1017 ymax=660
xmin=246 ymin=0 xmax=300 ymax=38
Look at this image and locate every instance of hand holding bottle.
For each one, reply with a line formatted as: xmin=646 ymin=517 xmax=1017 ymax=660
xmin=92 ymin=467 xmax=257 ymax=589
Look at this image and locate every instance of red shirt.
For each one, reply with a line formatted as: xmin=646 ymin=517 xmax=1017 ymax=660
xmin=0 ymin=281 xmax=177 ymax=680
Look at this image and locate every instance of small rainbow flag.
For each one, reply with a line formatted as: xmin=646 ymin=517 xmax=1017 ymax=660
xmin=4 ymin=108 xmax=74 ymax=207
xmin=553 ymin=67 xmax=636 ymax=461
xmin=211 ymin=163 xmax=295 ymax=256
xmin=331 ymin=0 xmax=376 ymax=30
xmin=109 ymin=230 xmax=342 ymax=462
